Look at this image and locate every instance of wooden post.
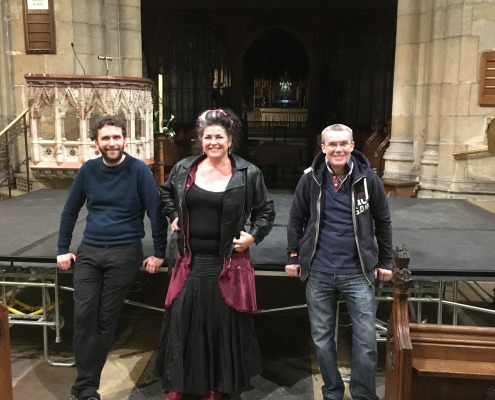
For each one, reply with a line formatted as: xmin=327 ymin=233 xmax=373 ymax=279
xmin=0 ymin=304 xmax=13 ymax=400
xmin=385 ymin=245 xmax=412 ymax=400
xmin=153 ymin=136 xmax=176 ymax=186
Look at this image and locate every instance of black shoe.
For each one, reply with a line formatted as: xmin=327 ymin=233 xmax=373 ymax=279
xmin=68 ymin=396 xmax=78 ymax=400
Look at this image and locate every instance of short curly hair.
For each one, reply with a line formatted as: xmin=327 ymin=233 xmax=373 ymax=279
xmin=91 ymin=115 xmax=127 ymax=140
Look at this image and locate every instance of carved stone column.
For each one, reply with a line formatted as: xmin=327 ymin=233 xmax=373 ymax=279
xmin=383 ymin=0 xmax=419 ymax=181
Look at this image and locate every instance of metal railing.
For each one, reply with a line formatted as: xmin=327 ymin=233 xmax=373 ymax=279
xmin=0 ymin=109 xmax=30 ymax=199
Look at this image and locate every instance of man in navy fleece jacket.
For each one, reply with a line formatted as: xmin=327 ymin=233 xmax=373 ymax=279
xmin=56 ymin=115 xmax=167 ymax=400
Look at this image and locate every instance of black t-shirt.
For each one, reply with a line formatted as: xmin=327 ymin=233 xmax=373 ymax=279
xmin=186 ymin=182 xmax=224 ymax=255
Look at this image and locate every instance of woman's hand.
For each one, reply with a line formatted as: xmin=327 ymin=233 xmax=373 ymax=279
xmin=171 ymin=217 xmax=180 ymax=232
xmin=232 ymin=231 xmax=255 ymax=252
xmin=285 ymin=264 xmax=301 ymax=277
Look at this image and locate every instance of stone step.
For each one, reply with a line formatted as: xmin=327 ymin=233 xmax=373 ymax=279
xmin=0 ymin=188 xmax=26 ymax=200
xmin=13 ymin=172 xmax=48 ymax=192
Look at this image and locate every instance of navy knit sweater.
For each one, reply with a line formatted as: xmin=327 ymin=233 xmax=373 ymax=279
xmin=57 ymin=154 xmax=166 ymax=258
xmin=311 ymin=168 xmax=361 ymax=274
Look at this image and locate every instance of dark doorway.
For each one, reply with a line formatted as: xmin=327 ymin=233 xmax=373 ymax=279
xmin=321 ymin=19 xmax=396 ymax=150
xmin=242 ymin=29 xmax=310 ymax=188
xmin=243 ymin=28 xmax=309 ymax=108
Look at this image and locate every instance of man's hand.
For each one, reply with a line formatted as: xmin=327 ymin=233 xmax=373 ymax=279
xmin=143 ymin=256 xmax=164 ymax=274
xmin=374 ymin=268 xmax=392 ymax=281
xmin=285 ymin=264 xmax=301 ymax=277
xmin=57 ymin=253 xmax=76 ymax=270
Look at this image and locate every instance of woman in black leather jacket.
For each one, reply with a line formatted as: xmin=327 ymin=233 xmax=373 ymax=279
xmin=154 ymin=109 xmax=275 ymax=400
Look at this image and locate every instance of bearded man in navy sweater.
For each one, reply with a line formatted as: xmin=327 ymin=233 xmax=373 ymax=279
xmin=286 ymin=124 xmax=392 ymax=400
xmin=56 ymin=115 xmax=166 ymax=400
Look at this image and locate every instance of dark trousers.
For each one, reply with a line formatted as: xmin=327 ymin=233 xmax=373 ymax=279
xmin=71 ymin=243 xmax=143 ymax=399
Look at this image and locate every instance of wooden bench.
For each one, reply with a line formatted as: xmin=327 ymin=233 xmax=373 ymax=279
xmin=408 ymin=323 xmax=495 ymax=399
xmin=385 ymin=246 xmax=495 ymax=400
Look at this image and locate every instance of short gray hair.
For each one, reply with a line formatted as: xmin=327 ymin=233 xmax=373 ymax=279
xmin=321 ymin=124 xmax=353 ymax=143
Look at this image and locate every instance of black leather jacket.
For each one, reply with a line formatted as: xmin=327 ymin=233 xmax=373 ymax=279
xmin=159 ymin=154 xmax=275 ymax=258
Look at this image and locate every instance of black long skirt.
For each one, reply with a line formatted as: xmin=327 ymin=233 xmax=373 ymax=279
xmin=153 ymin=254 xmax=262 ymax=396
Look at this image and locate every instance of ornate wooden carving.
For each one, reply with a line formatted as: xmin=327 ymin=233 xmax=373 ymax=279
xmin=385 ymin=244 xmax=495 ymax=400
xmin=385 ymin=244 xmax=412 ymax=400
xmin=363 ymin=119 xmax=390 ymax=177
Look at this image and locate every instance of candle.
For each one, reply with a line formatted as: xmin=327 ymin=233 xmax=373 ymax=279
xmin=158 ymin=73 xmax=163 ymax=132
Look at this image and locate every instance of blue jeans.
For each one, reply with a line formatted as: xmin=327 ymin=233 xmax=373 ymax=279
xmin=306 ymin=271 xmax=378 ymax=400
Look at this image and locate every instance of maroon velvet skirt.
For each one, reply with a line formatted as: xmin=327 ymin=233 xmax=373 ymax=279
xmin=153 ymin=254 xmax=261 ymax=396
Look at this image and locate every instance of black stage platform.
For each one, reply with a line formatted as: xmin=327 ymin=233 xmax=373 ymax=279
xmin=1 ymin=188 xmax=495 ymax=279
xmin=2 ymin=188 xmax=495 ymax=366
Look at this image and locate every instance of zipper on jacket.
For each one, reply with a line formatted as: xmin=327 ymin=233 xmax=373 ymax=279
xmin=351 ymin=176 xmax=373 ymax=286
xmin=231 ymin=185 xmax=246 ymax=258
xmin=309 ymin=172 xmax=323 ymax=268
xmin=179 ymin=173 xmax=193 ymax=255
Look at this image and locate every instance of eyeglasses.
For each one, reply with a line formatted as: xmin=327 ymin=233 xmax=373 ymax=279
xmin=323 ymin=141 xmax=352 ymax=149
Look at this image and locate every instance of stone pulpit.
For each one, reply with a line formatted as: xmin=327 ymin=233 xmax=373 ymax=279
xmin=25 ymin=74 xmax=155 ymax=188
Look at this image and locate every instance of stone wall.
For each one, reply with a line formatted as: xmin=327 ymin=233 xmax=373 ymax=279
xmin=385 ymin=0 xmax=495 ymax=198
xmin=0 ymin=0 xmax=143 ymax=169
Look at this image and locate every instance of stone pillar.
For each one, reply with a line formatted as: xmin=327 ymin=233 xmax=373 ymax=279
xmin=0 ymin=1 xmax=14 ymax=128
xmin=79 ymin=118 xmax=89 ymax=163
xmin=418 ymin=2 xmax=495 ymax=198
xmin=119 ymin=0 xmax=143 ymax=77
xmin=383 ymin=0 xmax=418 ymax=180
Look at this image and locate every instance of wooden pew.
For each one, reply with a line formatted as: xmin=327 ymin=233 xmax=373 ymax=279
xmin=385 ymin=246 xmax=495 ymax=400
xmin=0 ymin=304 xmax=14 ymax=400
xmin=409 ymin=323 xmax=495 ymax=399
xmin=363 ymin=119 xmax=390 ymax=177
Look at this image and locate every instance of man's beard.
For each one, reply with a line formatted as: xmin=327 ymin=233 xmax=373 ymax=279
xmin=101 ymin=148 xmax=125 ymax=165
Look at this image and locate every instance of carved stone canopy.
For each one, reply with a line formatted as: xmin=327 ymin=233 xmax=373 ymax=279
xmin=24 ymin=74 xmax=155 ymax=188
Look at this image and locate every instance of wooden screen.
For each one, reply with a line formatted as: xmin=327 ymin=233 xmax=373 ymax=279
xmin=23 ymin=0 xmax=56 ymax=54
xmin=479 ymin=51 xmax=495 ymax=106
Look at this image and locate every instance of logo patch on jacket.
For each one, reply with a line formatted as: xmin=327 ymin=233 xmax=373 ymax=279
xmin=356 ymin=192 xmax=369 ymax=215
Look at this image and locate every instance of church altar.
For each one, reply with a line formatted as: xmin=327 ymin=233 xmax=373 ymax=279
xmin=259 ymin=107 xmax=308 ymax=123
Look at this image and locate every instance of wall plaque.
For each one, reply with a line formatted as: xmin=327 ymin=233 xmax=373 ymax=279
xmin=23 ymin=0 xmax=56 ymax=53
xmin=479 ymin=51 xmax=495 ymax=107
